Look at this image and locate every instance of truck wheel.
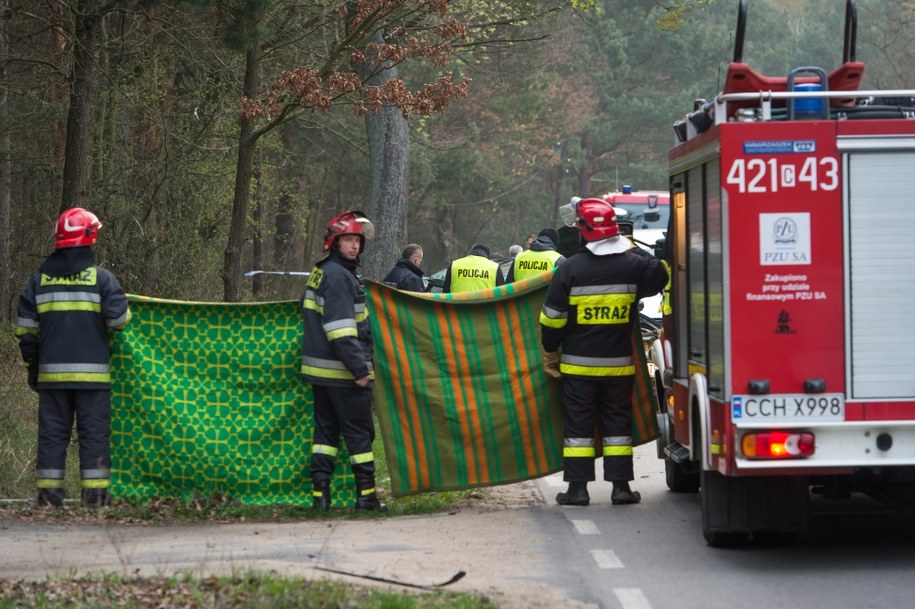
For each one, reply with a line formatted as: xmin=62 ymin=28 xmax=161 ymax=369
xmin=665 ymin=457 xmax=700 ymax=493
xmin=700 ymin=469 xmax=749 ymax=547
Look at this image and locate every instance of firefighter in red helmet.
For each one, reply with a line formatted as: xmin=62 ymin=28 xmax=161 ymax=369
xmin=300 ymin=210 xmax=385 ymax=511
xmin=14 ymin=207 xmax=131 ymax=507
xmin=540 ymin=198 xmax=667 ymax=506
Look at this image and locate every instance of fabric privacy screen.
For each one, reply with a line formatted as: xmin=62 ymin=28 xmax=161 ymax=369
xmin=109 ymin=274 xmax=659 ymax=503
xmin=109 ymin=296 xmax=355 ymax=506
xmin=365 ymin=272 xmax=659 ymax=498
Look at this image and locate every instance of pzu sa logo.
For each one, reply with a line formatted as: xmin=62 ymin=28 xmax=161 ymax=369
xmin=793 ymin=140 xmax=816 ymax=153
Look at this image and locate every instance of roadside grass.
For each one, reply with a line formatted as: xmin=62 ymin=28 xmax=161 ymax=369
xmin=0 ymin=573 xmax=501 ymax=608
xmin=0 ymin=330 xmax=482 ymax=521
xmin=1 ymin=334 xmax=502 ymax=608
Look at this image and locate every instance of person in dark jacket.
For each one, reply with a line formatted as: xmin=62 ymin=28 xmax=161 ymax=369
xmin=442 ymin=243 xmax=505 ymax=293
xmin=382 ymin=244 xmax=428 ymax=292
xmin=15 ymin=208 xmax=131 ymax=508
xmin=540 ymin=198 xmax=667 ymax=507
xmin=300 ymin=210 xmax=384 ymax=511
xmin=507 ymin=228 xmax=566 ymax=282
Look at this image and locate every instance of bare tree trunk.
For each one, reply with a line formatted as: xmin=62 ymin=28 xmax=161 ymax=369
xmin=0 ymin=3 xmax=11 ymax=322
xmin=60 ymin=0 xmax=100 ymax=211
xmin=362 ymin=31 xmax=409 ymax=282
xmin=51 ymin=0 xmax=68 ymax=167
xmin=222 ymin=43 xmax=260 ymax=302
xmin=251 ymin=147 xmax=264 ymax=297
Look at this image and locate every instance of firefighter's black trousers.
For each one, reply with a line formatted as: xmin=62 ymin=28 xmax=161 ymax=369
xmin=36 ymin=389 xmax=111 ymax=490
xmin=309 ymin=384 xmax=376 ymax=490
xmin=561 ymin=376 xmax=635 ymax=482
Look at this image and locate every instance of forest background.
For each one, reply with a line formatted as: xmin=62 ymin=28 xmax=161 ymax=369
xmin=0 ymin=0 xmax=913 ymax=316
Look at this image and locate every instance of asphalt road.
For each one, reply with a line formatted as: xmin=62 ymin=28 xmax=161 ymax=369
xmin=530 ymin=444 xmax=915 ymax=609
xmin=3 ymin=443 xmax=915 ymax=609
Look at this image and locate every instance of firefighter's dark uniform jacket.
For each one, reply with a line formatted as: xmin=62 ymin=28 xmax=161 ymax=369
xmin=382 ymin=257 xmax=427 ymax=292
xmin=443 ymin=245 xmax=505 ymax=293
xmin=300 ymin=249 xmax=374 ymax=386
xmin=14 ymin=246 xmax=131 ymax=501
xmin=540 ymin=238 xmax=667 ymax=482
xmin=16 ymin=247 xmax=130 ymax=388
xmin=300 ymin=248 xmax=378 ymax=501
xmin=540 ymin=243 xmax=666 ymax=375
xmin=507 ymin=236 xmax=565 ymax=282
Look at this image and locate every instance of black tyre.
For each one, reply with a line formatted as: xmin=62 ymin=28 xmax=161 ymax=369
xmin=701 ymin=469 xmax=749 ymax=547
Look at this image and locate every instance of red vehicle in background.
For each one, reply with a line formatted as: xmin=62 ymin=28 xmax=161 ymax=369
xmin=651 ymin=0 xmax=915 ymax=545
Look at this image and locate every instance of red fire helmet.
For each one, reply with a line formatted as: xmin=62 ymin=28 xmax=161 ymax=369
xmin=575 ymin=198 xmax=620 ymax=241
xmin=322 ymin=210 xmax=375 ymax=252
xmin=55 ymin=207 xmax=102 ymax=249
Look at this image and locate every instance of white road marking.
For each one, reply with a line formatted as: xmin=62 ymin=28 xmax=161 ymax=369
xmin=590 ymin=549 xmax=624 ymax=569
xmin=570 ymin=519 xmax=600 ymax=535
xmin=614 ymin=588 xmax=654 ymax=609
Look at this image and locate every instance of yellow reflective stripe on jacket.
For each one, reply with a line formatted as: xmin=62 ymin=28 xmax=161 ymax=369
xmin=301 ymin=357 xmax=375 ymax=380
xmin=539 ymin=305 xmax=568 ymax=329
xmin=38 ymin=372 xmax=112 ymax=383
xmin=302 ymin=289 xmax=323 ymax=314
xmin=324 ymin=318 xmax=358 ymax=341
xmin=38 ymin=363 xmax=111 ymax=384
xmin=559 ymin=354 xmax=635 ymax=377
xmin=108 ymin=308 xmax=132 ymax=329
xmin=359 ymin=487 xmax=377 ymax=496
xmin=36 ymin=301 xmax=102 ymax=314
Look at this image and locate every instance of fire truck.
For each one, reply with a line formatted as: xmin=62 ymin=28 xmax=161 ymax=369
xmin=651 ymin=0 xmax=915 ymax=546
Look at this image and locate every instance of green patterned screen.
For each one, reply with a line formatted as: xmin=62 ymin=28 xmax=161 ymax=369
xmin=110 ymin=296 xmax=354 ymax=506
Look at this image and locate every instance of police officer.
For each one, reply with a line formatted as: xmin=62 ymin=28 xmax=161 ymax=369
xmin=382 ymin=244 xmax=429 ymax=292
xmin=507 ymin=228 xmax=565 ymax=282
xmin=540 ymin=198 xmax=667 ymax=506
xmin=15 ymin=208 xmax=131 ymax=507
xmin=301 ymin=210 xmax=384 ymax=511
xmin=442 ymin=243 xmax=505 ymax=293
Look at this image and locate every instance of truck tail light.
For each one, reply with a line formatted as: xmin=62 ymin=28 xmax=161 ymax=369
xmin=741 ymin=431 xmax=815 ymax=460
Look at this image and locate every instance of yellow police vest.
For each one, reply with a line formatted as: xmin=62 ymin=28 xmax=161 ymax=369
xmin=449 ymin=255 xmax=500 ymax=292
xmin=512 ymin=249 xmax=562 ymax=281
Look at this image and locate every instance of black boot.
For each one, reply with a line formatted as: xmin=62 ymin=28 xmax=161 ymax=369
xmin=81 ymin=487 xmax=110 ymax=508
xmin=312 ymin=481 xmax=331 ymax=511
xmin=610 ymin=481 xmax=641 ymax=505
xmin=354 ymin=489 xmax=386 ymax=512
xmin=37 ymin=487 xmax=65 ymax=508
xmin=556 ymin=481 xmax=590 ymax=506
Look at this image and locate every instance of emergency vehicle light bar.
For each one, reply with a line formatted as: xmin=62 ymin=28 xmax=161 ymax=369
xmin=713 ymin=89 xmax=915 ymax=126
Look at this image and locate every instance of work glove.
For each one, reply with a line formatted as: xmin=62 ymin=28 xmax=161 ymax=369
xmin=541 ymin=350 xmax=561 ymax=379
xmin=25 ymin=361 xmax=38 ymax=392
xmin=18 ymin=336 xmax=39 ymax=392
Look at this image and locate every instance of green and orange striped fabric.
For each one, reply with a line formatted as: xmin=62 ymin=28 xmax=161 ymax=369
xmin=366 ymin=271 xmax=660 ymax=497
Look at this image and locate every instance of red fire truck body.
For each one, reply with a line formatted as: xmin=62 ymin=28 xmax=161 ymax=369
xmin=653 ymin=0 xmax=915 ymax=545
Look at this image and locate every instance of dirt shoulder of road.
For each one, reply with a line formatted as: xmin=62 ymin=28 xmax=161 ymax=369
xmin=0 ymin=480 xmax=597 ymax=609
